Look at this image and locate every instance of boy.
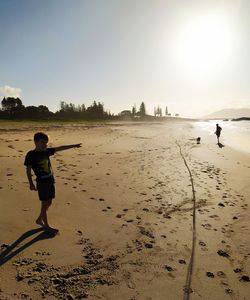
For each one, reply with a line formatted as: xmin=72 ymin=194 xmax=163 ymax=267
xmin=24 ymin=132 xmax=81 ymax=233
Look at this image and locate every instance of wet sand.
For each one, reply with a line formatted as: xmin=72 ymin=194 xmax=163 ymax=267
xmin=0 ymin=121 xmax=249 ymax=300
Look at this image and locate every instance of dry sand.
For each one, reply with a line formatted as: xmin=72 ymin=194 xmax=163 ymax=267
xmin=0 ymin=121 xmax=249 ymax=300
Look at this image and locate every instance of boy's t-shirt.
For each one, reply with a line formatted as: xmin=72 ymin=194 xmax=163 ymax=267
xmin=24 ymin=148 xmax=55 ymax=181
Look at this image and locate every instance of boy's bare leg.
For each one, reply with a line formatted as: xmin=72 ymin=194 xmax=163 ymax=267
xmin=36 ymin=200 xmax=58 ymax=232
xmin=41 ymin=200 xmax=50 ymax=227
xmin=36 ymin=201 xmax=49 ymax=227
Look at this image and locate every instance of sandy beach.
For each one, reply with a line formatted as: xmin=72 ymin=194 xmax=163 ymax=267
xmin=0 ymin=120 xmax=249 ymax=300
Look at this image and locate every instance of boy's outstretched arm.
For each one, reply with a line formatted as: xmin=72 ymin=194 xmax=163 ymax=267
xmin=26 ymin=165 xmax=36 ymax=191
xmin=54 ymin=143 xmax=82 ymax=152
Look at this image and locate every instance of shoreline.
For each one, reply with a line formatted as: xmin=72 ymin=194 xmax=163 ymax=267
xmin=193 ymin=120 xmax=250 ymax=154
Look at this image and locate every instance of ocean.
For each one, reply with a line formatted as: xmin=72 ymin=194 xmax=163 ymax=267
xmin=194 ymin=120 xmax=250 ymax=154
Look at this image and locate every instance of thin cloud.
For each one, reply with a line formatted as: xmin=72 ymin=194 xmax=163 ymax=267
xmin=0 ymin=85 xmax=22 ymax=98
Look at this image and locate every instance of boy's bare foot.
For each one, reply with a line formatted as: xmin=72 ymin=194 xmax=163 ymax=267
xmin=44 ymin=226 xmax=59 ymax=233
xmin=36 ymin=218 xmax=44 ymax=227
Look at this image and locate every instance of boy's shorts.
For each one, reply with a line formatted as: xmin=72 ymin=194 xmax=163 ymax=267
xmin=36 ymin=178 xmax=55 ymax=201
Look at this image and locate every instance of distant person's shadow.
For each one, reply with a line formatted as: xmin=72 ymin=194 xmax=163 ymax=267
xmin=217 ymin=142 xmax=225 ymax=148
xmin=0 ymin=228 xmax=56 ymax=266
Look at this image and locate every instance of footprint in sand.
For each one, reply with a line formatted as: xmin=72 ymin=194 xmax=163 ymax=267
xmin=126 ymin=219 xmax=134 ymax=223
xmin=201 ymin=223 xmax=212 ymax=230
xmin=225 ymin=289 xmax=234 ymax=295
xmin=206 ymin=272 xmax=215 ymax=278
xmin=217 ymin=250 xmax=230 ymax=258
xmin=199 ymin=241 xmax=206 ymax=246
xmin=116 ymin=214 xmax=124 ymax=218
xmin=164 ymin=265 xmax=173 ymax=272
xmin=178 ymin=259 xmax=186 ymax=264
xmin=240 ymin=275 xmax=250 ymax=282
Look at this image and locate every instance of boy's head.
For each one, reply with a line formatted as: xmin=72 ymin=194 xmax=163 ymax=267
xmin=34 ymin=132 xmax=49 ymax=150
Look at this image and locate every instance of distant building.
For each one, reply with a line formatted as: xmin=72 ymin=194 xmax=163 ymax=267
xmin=120 ymin=110 xmax=132 ymax=116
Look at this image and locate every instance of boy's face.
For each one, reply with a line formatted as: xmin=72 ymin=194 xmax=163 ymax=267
xmin=35 ymin=139 xmax=48 ymax=150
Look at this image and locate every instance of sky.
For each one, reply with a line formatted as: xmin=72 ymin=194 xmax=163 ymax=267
xmin=0 ymin=0 xmax=250 ymax=118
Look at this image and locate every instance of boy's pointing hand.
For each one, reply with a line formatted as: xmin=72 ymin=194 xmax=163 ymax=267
xmin=74 ymin=143 xmax=82 ymax=148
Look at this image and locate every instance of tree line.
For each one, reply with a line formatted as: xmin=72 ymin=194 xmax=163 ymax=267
xmin=0 ymin=97 xmax=174 ymax=120
xmin=0 ymin=97 xmax=113 ymax=120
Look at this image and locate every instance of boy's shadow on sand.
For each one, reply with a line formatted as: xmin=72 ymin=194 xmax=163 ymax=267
xmin=217 ymin=142 xmax=225 ymax=148
xmin=0 ymin=228 xmax=56 ymax=266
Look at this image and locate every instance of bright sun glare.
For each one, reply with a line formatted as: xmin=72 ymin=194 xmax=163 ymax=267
xmin=174 ymin=14 xmax=234 ymax=79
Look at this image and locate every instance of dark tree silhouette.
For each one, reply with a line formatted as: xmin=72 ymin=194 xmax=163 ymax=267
xmin=132 ymin=105 xmax=136 ymax=117
xmin=139 ymin=102 xmax=146 ymax=117
xmin=23 ymin=105 xmax=51 ymax=119
xmin=55 ymin=100 xmax=109 ymax=120
xmin=86 ymin=101 xmax=106 ymax=119
xmin=37 ymin=105 xmax=50 ymax=115
xmin=24 ymin=106 xmax=40 ymax=117
xmin=0 ymin=97 xmax=113 ymax=121
xmin=0 ymin=98 xmax=52 ymax=119
xmin=154 ymin=105 xmax=162 ymax=117
xmin=1 ymin=97 xmax=25 ymax=118
xmin=165 ymin=106 xmax=168 ymax=116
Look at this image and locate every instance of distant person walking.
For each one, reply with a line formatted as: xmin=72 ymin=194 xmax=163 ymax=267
xmin=215 ymin=124 xmax=222 ymax=143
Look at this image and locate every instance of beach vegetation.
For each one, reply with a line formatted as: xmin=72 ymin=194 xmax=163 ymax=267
xmin=0 ymin=97 xmax=113 ymax=121
xmin=139 ymin=101 xmax=146 ymax=118
xmin=0 ymin=97 xmax=181 ymax=122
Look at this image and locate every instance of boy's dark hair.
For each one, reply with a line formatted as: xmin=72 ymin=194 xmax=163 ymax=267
xmin=34 ymin=132 xmax=49 ymax=142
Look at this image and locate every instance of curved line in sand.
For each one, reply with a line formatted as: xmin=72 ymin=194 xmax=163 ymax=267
xmin=176 ymin=141 xmax=197 ymax=300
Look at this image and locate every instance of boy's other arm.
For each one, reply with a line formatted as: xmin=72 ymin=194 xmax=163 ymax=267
xmin=26 ymin=165 xmax=36 ymax=191
xmin=54 ymin=143 xmax=82 ymax=152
